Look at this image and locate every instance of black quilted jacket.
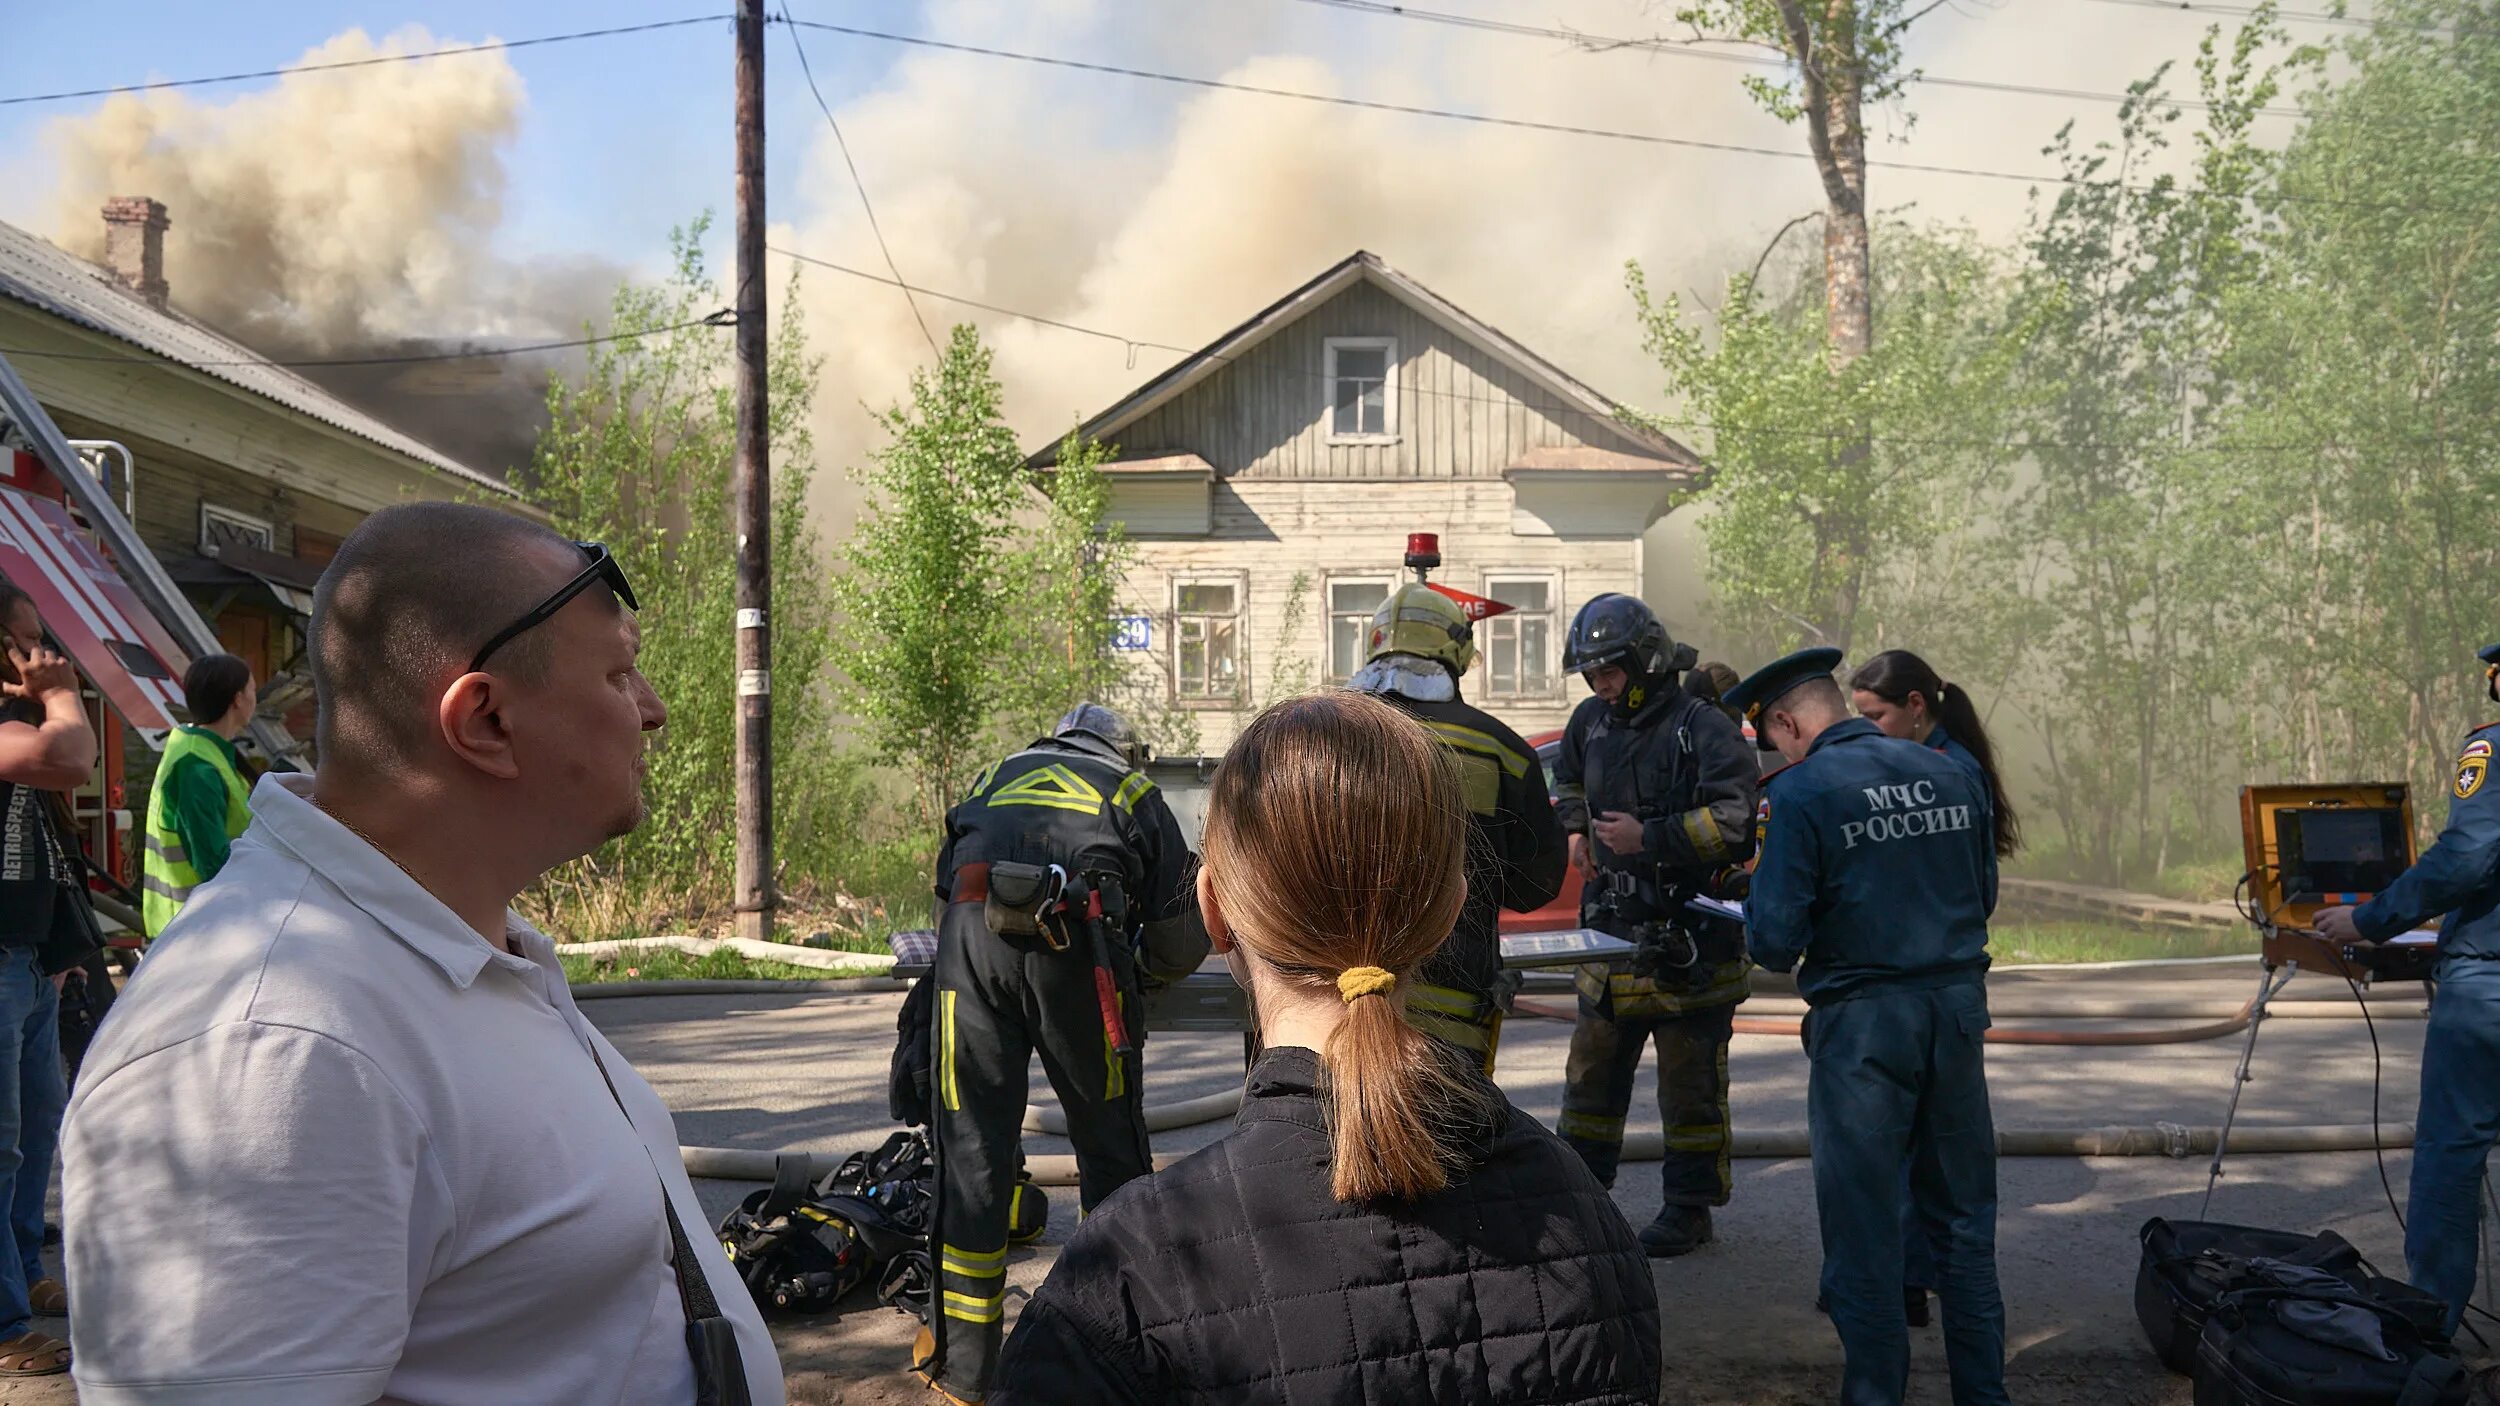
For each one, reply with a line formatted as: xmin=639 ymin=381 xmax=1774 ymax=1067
xmin=992 ymin=1047 xmax=1662 ymax=1405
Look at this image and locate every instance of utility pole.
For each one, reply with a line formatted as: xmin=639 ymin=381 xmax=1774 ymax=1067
xmin=732 ymin=0 xmax=775 ymax=942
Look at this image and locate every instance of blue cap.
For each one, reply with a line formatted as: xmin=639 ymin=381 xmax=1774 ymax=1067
xmin=1725 ymin=647 xmax=1845 ymax=751
xmin=2481 ymin=642 xmax=2500 ymax=666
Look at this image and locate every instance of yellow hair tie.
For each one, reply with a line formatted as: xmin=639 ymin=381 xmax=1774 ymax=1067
xmin=1337 ymin=966 xmax=1397 ymax=1004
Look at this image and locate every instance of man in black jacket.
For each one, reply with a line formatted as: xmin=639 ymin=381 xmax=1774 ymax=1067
xmin=1551 ymin=594 xmax=1759 ymax=1257
xmin=917 ymin=704 xmax=1207 ymax=1404
xmin=1346 ymin=582 xmax=1566 ymax=1069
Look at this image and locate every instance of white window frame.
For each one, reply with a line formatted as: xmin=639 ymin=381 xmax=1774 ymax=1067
xmin=1479 ymin=569 xmax=1562 ymax=701
xmin=1323 ymin=336 xmax=1399 ymax=443
xmin=199 ymin=501 xmax=275 ymax=553
xmin=1320 ymin=572 xmax=1397 ymax=684
xmin=1170 ymin=572 xmax=1247 ymax=704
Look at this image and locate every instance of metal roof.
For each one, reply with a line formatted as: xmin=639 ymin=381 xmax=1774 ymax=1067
xmin=0 ymin=218 xmax=516 ymax=498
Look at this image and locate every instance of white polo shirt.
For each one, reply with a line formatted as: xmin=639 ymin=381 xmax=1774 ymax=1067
xmin=62 ymin=775 xmax=785 ymax=1406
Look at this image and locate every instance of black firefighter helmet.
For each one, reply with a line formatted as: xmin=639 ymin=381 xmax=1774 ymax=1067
xmin=1562 ymin=593 xmax=1677 ymax=679
xmin=1053 ymin=702 xmax=1151 ymax=771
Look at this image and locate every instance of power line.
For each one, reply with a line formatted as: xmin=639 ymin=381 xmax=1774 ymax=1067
xmin=777 ymin=17 xmax=2483 ymax=219
xmin=1287 ymin=0 xmax=2310 ymax=121
xmin=0 ymin=312 xmax=730 ymax=369
xmin=2078 ymin=0 xmax=2384 ymax=29
xmin=770 ymin=242 xmax=2486 ymax=457
xmin=782 ymin=11 xmax=940 ymax=359
xmin=0 ymin=15 xmax=735 ymax=108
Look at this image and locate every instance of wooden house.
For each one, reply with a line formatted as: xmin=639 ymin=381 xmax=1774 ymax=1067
xmin=0 ymin=199 xmax=533 ymax=726
xmin=1028 ymin=250 xmax=1701 ymax=750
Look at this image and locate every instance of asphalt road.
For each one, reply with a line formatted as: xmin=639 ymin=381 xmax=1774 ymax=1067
xmin=578 ymin=960 xmax=2459 ymax=1405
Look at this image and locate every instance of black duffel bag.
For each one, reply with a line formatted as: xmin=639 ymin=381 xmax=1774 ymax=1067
xmin=2193 ymin=1273 xmax=2464 ymax=1406
xmin=2139 ymin=1218 xmax=2369 ymax=1375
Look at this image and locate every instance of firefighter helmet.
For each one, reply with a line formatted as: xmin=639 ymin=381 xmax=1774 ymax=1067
xmin=1561 ymin=593 xmax=1673 ymax=677
xmin=1053 ymin=702 xmax=1150 ymax=771
xmin=1363 ymin=583 xmax=1477 ymax=676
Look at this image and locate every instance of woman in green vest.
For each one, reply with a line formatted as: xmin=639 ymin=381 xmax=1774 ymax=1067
xmin=141 ymin=655 xmax=255 ymax=938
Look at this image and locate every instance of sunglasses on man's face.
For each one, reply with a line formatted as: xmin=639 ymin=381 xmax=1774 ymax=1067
xmin=469 ymin=542 xmax=642 ymax=674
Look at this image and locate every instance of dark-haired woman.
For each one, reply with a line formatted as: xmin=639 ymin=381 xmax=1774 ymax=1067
xmin=992 ymin=691 xmax=1661 ymax=1406
xmin=1849 ymin=650 xmax=2021 ymax=861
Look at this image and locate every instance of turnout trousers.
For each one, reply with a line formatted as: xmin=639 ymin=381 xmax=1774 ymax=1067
xmin=2407 ymin=958 xmax=2500 ymax=1332
xmin=1558 ymin=991 xmax=1737 ymax=1205
xmin=1807 ymin=982 xmax=2008 ymax=1406
xmin=925 ymin=900 xmax=1151 ymax=1402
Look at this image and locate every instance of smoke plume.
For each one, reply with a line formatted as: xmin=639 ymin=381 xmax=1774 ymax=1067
xmin=32 ymin=26 xmax=622 ymax=478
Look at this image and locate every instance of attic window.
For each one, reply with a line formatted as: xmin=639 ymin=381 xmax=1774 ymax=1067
xmin=200 ymin=502 xmax=275 ymax=555
xmin=1325 ymin=338 xmax=1396 ymax=441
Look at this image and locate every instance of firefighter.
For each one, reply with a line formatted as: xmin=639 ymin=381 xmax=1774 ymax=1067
xmin=1733 ymin=648 xmax=2008 ymax=1406
xmin=916 ymin=704 xmax=1207 ymax=1404
xmin=1346 ymin=583 xmax=1566 ymax=1070
xmin=1550 ymin=594 xmax=1758 ymax=1257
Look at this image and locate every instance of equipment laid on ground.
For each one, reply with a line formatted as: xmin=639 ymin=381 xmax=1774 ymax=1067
xmin=2203 ymin=785 xmax=2432 ymax=1217
xmin=2137 ymin=1216 xmax=2464 ymax=1404
xmin=716 ymin=1130 xmax=1048 ymax=1320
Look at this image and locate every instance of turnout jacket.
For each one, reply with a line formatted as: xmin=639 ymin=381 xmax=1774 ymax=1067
xmin=1746 ymin=718 xmax=1996 ymax=1006
xmin=1552 ymin=683 xmax=1759 ymax=1013
xmin=1367 ymin=688 xmax=1567 ymax=998
xmin=2356 ymin=720 xmax=2500 ymax=957
xmin=991 ymin=1047 xmax=1662 ymax=1406
xmin=935 ymin=735 xmax=1206 ymax=981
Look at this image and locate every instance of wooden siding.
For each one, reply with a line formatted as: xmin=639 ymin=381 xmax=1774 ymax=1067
xmin=1105 ymin=279 xmax=1664 ymax=482
xmin=1114 ymin=479 xmax=1650 ymax=752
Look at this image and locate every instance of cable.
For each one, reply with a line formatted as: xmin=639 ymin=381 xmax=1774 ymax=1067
xmin=2346 ymin=971 xmax=2407 ymax=1237
xmin=0 ymin=311 xmax=731 ymax=369
xmin=781 ymin=10 xmax=939 ymax=360
xmin=2078 ymin=0 xmax=2430 ymax=31
xmin=778 ymin=16 xmax=2492 ymax=219
xmin=0 ymin=15 xmax=735 ymax=108
xmin=1286 ymin=0 xmax=2310 ymax=121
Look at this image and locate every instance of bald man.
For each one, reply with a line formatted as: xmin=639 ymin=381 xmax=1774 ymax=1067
xmin=60 ymin=505 xmax=783 ymax=1405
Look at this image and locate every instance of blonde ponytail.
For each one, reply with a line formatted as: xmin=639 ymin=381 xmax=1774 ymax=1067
xmin=1202 ymin=691 xmax=1490 ymax=1203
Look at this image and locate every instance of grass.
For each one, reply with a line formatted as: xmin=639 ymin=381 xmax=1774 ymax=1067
xmin=1989 ymin=920 xmax=2249 ymax=965
xmin=558 ymin=946 xmax=858 ymax=985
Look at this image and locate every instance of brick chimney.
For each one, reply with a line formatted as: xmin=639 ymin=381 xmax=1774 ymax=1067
xmin=99 ymin=197 xmax=169 ymax=309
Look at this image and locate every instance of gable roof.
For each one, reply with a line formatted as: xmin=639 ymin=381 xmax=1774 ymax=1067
xmin=1026 ymin=249 xmax=1696 ymax=470
xmin=0 ymin=218 xmax=516 ymax=498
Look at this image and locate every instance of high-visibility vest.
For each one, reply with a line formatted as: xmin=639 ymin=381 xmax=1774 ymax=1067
xmin=142 ymin=728 xmax=250 ymax=936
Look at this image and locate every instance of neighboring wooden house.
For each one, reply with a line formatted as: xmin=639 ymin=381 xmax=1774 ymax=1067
xmin=1028 ymin=250 xmax=1701 ymax=750
xmin=0 ymin=199 xmax=533 ymax=726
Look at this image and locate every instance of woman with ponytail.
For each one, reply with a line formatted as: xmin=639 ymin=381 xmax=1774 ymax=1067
xmin=994 ymin=691 xmax=1660 ymax=1405
xmin=1849 ymin=650 xmax=2022 ymax=860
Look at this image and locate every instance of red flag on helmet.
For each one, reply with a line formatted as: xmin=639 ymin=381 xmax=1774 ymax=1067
xmin=1426 ymin=583 xmax=1515 ymax=621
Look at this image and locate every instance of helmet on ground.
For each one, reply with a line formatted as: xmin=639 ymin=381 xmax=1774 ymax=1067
xmin=1053 ymin=702 xmax=1150 ymax=770
xmin=1561 ymin=594 xmax=1673 ymax=677
xmin=1364 ymin=583 xmax=1476 ymax=675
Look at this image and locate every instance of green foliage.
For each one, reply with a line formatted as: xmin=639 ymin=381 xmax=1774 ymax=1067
xmin=1671 ymin=0 xmax=1929 ymax=122
xmin=2009 ymin=20 xmax=2309 ymax=879
xmin=829 ymin=324 xmax=1032 ymax=822
xmin=518 ymin=218 xmax=851 ymax=936
xmin=2216 ymin=0 xmax=2500 ymax=833
xmin=1630 ymin=222 xmax=2030 ymax=655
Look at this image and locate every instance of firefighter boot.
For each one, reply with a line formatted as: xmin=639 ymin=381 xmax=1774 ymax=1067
xmin=1639 ymin=1204 xmax=1713 ymax=1258
xmin=911 ymin=1325 xmax=980 ymax=1406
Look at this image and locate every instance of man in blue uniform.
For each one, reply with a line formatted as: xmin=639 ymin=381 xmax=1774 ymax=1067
xmin=1730 ymin=648 xmax=2009 ymax=1406
xmin=2318 ymin=640 xmax=2500 ymax=1332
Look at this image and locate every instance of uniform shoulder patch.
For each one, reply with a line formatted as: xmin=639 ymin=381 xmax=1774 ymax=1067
xmin=2458 ymin=745 xmax=2490 ymax=800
